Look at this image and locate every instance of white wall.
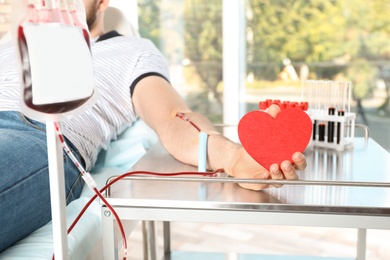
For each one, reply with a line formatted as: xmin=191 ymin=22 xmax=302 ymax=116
xmin=222 ymin=0 xmax=246 ymax=141
xmin=108 ymin=0 xmax=138 ymax=31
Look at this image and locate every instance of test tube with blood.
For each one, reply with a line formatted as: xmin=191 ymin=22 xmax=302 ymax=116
xmin=318 ymin=81 xmax=326 ymax=142
xmin=337 ymin=81 xmax=347 ymax=144
xmin=307 ymin=80 xmax=318 ymax=141
xmin=346 ymin=81 xmax=352 ymax=139
xmin=327 ymin=81 xmax=336 ymax=143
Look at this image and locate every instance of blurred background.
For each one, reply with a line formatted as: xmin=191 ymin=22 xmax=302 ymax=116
xmin=2 ymin=1 xmax=390 ymax=259
xmin=2 ymin=0 xmax=390 ymax=150
xmin=135 ymin=0 xmax=390 ymax=150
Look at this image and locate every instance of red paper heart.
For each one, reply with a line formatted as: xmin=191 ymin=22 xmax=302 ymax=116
xmin=238 ymin=108 xmax=312 ymax=170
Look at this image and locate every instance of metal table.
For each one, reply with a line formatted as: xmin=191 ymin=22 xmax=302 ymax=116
xmin=101 ymin=138 xmax=390 ymax=260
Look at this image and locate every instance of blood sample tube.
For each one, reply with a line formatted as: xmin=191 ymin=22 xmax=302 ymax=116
xmin=259 ymin=101 xmax=267 ymax=110
xmin=308 ymin=80 xmax=318 ymax=141
xmin=336 ymin=81 xmax=348 ymax=144
xmin=318 ymin=80 xmax=327 ymax=142
xmin=327 ymin=81 xmax=335 ymax=143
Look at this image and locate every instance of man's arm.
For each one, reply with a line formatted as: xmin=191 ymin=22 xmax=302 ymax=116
xmin=132 ymin=76 xmax=306 ymax=190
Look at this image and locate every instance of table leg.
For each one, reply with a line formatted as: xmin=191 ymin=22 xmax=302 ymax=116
xmin=163 ymin=221 xmax=171 ymax=257
xmin=357 ymin=228 xmax=367 ymax=260
xmin=102 ymin=207 xmax=116 ymax=260
xmin=142 ymin=221 xmax=157 ymax=260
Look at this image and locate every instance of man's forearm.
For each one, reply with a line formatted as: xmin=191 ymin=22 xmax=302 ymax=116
xmin=157 ymin=111 xmax=240 ymax=172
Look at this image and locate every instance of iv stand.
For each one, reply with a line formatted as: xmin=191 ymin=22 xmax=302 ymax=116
xmin=46 ymin=121 xmax=69 ymax=260
xmin=20 ymin=20 xmax=96 ymax=260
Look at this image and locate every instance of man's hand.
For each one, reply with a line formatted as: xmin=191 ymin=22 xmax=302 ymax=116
xmin=226 ymin=104 xmax=307 ymax=190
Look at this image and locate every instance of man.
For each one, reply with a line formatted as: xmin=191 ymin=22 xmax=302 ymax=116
xmin=0 ymin=0 xmax=306 ymax=252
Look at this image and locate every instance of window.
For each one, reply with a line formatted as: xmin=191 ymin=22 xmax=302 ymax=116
xmin=138 ymin=0 xmax=225 ymax=123
xmin=138 ymin=0 xmax=390 ymax=151
xmin=2 ymin=1 xmax=389 ymax=151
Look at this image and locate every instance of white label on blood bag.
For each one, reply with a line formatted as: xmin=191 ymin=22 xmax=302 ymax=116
xmin=23 ymin=23 xmax=94 ymax=105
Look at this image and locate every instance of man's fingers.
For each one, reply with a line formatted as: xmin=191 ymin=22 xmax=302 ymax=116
xmin=238 ymin=182 xmax=269 ymax=191
xmin=267 ymin=104 xmax=281 ymax=119
xmin=270 ymin=163 xmax=284 ymax=188
xmin=292 ymin=152 xmax=307 ymax=171
xmin=281 ymin=160 xmax=299 ymax=180
xmin=238 ymin=171 xmax=270 ymax=191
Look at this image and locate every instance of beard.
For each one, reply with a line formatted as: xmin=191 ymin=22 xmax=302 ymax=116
xmin=85 ymin=0 xmax=99 ymax=30
xmin=86 ymin=12 xmax=97 ymax=30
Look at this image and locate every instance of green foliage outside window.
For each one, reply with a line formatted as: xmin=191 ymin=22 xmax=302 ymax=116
xmin=138 ymin=0 xmax=390 ymax=106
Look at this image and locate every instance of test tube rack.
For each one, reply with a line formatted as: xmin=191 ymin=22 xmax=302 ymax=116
xmin=303 ymin=80 xmax=355 ymax=151
xmin=308 ymin=111 xmax=356 ymax=151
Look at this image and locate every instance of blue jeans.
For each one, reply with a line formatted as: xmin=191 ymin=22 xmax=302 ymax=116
xmin=0 ymin=111 xmax=84 ymax=252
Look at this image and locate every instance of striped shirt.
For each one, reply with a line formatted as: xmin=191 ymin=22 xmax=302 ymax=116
xmin=0 ymin=32 xmax=170 ymax=170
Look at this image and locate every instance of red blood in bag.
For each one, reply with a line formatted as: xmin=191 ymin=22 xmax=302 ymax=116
xmin=18 ymin=25 xmax=92 ymax=114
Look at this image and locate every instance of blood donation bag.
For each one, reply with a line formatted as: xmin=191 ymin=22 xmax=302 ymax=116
xmin=12 ymin=0 xmax=97 ymax=121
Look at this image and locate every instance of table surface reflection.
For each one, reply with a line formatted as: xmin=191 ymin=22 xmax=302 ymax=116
xmin=104 ymin=138 xmax=390 ymax=217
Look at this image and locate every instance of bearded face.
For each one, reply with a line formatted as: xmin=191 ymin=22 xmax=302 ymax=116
xmin=84 ymin=0 xmax=99 ymax=30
